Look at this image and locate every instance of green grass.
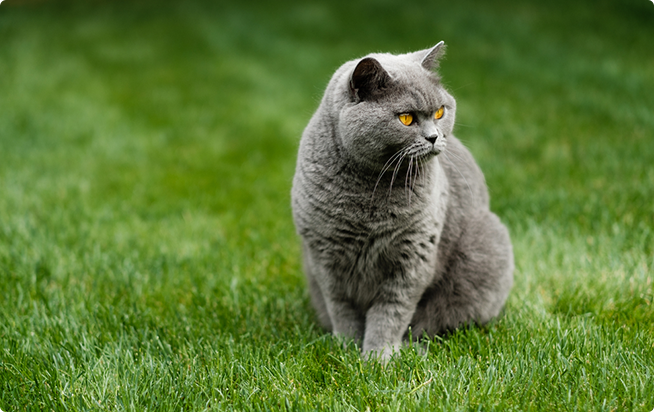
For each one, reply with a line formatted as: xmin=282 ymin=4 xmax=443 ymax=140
xmin=1 ymin=0 xmax=653 ymax=410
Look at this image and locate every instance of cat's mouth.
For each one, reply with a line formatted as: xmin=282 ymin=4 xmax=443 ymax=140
xmin=418 ymin=144 xmax=443 ymax=159
xmin=414 ymin=137 xmax=447 ymax=160
xmin=428 ymin=140 xmax=447 ymax=157
xmin=379 ymin=141 xmax=444 ymax=173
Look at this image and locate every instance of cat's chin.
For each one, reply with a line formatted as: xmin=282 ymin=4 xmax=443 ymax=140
xmin=430 ymin=143 xmax=448 ymax=157
xmin=418 ymin=147 xmax=441 ymax=160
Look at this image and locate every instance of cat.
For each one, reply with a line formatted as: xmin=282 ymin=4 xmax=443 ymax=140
xmin=291 ymin=42 xmax=514 ymax=361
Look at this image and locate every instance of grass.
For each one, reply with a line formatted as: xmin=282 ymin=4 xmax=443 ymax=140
xmin=0 ymin=0 xmax=653 ymax=410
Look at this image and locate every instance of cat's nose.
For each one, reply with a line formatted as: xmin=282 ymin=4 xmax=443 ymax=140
xmin=425 ymin=135 xmax=438 ymax=145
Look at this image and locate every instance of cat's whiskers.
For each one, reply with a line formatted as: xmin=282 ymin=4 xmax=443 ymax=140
xmin=371 ymin=147 xmax=411 ymax=202
xmin=389 ymin=147 xmax=410 ymax=197
xmin=413 ymin=157 xmax=421 ymax=194
xmin=415 ymin=155 xmax=425 ymax=191
xmin=404 ymin=142 xmax=429 ymax=205
xmin=411 ymin=154 xmax=422 ymax=203
xmin=405 ymin=154 xmax=414 ymax=203
xmin=371 ymin=142 xmax=433 ymax=205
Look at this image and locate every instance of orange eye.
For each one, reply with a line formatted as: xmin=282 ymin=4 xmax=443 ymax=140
xmin=398 ymin=113 xmax=413 ymax=126
xmin=434 ymin=106 xmax=445 ymax=120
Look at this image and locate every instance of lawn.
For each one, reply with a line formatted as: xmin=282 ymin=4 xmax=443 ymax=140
xmin=0 ymin=0 xmax=653 ymax=410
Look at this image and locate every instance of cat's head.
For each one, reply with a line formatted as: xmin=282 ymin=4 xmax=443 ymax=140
xmin=336 ymin=42 xmax=456 ymax=171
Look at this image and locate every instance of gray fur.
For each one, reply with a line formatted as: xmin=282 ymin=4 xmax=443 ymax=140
xmin=291 ymin=43 xmax=514 ymax=361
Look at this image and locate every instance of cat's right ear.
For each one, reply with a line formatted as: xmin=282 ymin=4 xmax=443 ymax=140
xmin=420 ymin=41 xmax=446 ymax=71
xmin=349 ymin=57 xmax=391 ymax=102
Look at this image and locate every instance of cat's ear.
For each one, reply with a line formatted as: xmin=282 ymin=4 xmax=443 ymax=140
xmin=349 ymin=57 xmax=391 ymax=101
xmin=420 ymin=41 xmax=446 ymax=71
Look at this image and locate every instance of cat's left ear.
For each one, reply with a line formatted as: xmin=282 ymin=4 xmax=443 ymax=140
xmin=420 ymin=41 xmax=446 ymax=70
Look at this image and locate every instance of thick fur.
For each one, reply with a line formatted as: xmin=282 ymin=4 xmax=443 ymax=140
xmin=291 ymin=43 xmax=514 ymax=361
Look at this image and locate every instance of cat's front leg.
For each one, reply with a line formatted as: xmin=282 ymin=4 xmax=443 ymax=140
xmin=362 ymin=288 xmax=422 ymax=362
xmin=325 ymin=297 xmax=365 ymax=343
xmin=304 ymin=245 xmax=365 ymax=341
xmin=312 ymin=270 xmax=365 ymax=342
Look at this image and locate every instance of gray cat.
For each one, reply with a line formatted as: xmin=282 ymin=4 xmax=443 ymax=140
xmin=291 ymin=42 xmax=514 ymax=361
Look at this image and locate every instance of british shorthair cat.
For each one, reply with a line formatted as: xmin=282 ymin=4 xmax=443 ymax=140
xmin=291 ymin=42 xmax=514 ymax=361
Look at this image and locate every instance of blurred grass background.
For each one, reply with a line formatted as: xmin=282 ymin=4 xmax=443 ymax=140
xmin=0 ymin=0 xmax=653 ymax=410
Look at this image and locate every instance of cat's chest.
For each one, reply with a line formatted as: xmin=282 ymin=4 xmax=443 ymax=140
xmin=344 ymin=191 xmax=447 ymax=258
xmin=315 ymin=172 xmax=449 ymax=276
xmin=321 ymin=199 xmax=446 ymax=305
xmin=294 ymin=157 xmax=449 ymax=276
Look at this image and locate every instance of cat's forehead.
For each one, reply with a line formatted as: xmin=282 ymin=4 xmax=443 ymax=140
xmin=370 ymin=53 xmax=437 ymax=81
xmin=368 ymin=54 xmax=445 ymax=109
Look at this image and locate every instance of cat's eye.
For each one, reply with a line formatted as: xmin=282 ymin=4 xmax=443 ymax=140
xmin=398 ymin=113 xmax=413 ymax=126
xmin=434 ymin=106 xmax=445 ymax=120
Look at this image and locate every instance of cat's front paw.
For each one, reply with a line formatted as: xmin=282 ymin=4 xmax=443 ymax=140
xmin=363 ymin=344 xmax=400 ymax=364
xmin=332 ymin=332 xmax=362 ymax=352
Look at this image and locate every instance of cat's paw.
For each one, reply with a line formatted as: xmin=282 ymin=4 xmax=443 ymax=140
xmin=363 ymin=344 xmax=400 ymax=364
xmin=363 ymin=341 xmax=428 ymax=363
xmin=332 ymin=333 xmax=361 ymax=352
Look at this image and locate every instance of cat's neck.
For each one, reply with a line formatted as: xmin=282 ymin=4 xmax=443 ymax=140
xmin=331 ymin=152 xmax=444 ymax=204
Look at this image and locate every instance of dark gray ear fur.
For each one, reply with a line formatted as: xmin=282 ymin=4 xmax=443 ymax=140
xmin=349 ymin=57 xmax=391 ymax=101
xmin=420 ymin=41 xmax=446 ymax=70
